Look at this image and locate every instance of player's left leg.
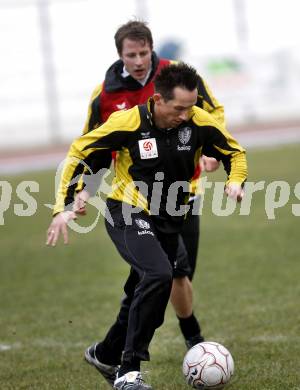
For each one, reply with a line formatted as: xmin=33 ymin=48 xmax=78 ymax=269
xmin=171 ymin=276 xmax=204 ymax=348
xmin=85 ymin=269 xmax=138 ymax=386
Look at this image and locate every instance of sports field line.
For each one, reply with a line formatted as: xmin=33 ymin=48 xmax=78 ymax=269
xmin=0 ymin=343 xmax=21 ymax=351
xmin=0 ymin=340 xmax=87 ymax=352
xmin=249 ymin=335 xmax=299 ymax=343
xmin=1 ymin=334 xmax=297 ymax=354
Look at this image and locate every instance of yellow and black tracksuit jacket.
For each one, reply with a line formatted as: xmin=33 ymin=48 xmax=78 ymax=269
xmin=78 ymin=52 xmax=226 ymax=195
xmin=54 ymin=100 xmax=247 ymax=232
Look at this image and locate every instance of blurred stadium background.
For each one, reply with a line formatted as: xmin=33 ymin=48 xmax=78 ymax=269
xmin=1 ymin=0 xmax=300 ymax=163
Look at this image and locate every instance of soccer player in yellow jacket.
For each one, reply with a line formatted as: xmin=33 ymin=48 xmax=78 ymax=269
xmin=46 ymin=63 xmax=247 ymax=390
xmin=76 ymin=21 xmax=222 ymax=366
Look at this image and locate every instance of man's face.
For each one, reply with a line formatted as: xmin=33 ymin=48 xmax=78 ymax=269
xmin=120 ymin=38 xmax=152 ymax=81
xmin=154 ymin=87 xmax=198 ymax=129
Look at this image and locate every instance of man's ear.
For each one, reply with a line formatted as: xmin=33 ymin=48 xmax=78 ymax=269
xmin=153 ymin=93 xmax=162 ymax=104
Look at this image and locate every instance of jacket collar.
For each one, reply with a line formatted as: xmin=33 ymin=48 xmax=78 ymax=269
xmin=144 ymin=97 xmax=195 ymax=133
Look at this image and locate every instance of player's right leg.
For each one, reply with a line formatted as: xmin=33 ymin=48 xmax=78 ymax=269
xmin=85 ymin=343 xmax=119 ymax=386
xmin=84 ymin=269 xmax=138 ymax=385
xmin=86 ymin=200 xmax=173 ymax=389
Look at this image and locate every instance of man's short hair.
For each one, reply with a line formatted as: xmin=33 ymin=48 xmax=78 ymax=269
xmin=114 ymin=20 xmax=153 ymax=56
xmin=154 ymin=62 xmax=199 ymax=101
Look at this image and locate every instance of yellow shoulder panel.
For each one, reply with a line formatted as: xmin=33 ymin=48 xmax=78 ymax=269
xmin=82 ymin=83 xmax=103 ymax=135
xmin=191 ymin=106 xmax=237 ymax=142
xmin=191 ymin=105 xmax=246 ymax=154
xmin=90 ymin=83 xmax=103 ymax=100
xmin=191 ymin=106 xmax=222 ymax=128
xmin=99 ymin=105 xmax=141 ymax=135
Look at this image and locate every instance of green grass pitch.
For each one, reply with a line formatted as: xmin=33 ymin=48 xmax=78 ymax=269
xmin=1 ymin=143 xmax=300 ymax=389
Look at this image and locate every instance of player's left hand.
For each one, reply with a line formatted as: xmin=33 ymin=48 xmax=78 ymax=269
xmin=225 ymin=182 xmax=244 ymax=202
xmin=73 ymin=189 xmax=90 ymax=215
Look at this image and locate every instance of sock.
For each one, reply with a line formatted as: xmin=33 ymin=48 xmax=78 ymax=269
xmin=118 ymin=357 xmax=141 ymax=378
xmin=95 ymin=320 xmax=127 ymax=365
xmin=177 ymin=312 xmax=201 ymax=339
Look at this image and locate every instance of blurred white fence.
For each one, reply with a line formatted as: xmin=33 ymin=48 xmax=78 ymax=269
xmin=1 ymin=0 xmax=300 ymax=151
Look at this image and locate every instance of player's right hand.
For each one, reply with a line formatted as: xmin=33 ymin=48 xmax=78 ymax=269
xmin=46 ymin=211 xmax=76 ymax=247
xmin=200 ymin=155 xmax=220 ymax=172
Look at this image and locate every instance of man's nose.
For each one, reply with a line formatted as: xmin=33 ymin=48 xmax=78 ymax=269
xmin=135 ymin=55 xmax=143 ymax=66
xmin=178 ymin=111 xmax=189 ymax=121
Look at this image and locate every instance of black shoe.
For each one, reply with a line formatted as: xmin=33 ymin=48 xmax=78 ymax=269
xmin=84 ymin=343 xmax=118 ymax=386
xmin=113 ymin=371 xmax=153 ymax=390
xmin=185 ymin=334 xmax=205 ymax=349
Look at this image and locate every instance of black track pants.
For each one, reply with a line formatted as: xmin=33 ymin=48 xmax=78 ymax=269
xmin=103 ymin=201 xmax=177 ymax=363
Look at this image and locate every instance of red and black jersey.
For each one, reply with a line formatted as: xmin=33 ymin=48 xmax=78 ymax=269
xmin=85 ymin=53 xmax=171 ymax=130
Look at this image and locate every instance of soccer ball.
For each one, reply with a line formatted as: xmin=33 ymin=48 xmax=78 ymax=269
xmin=182 ymin=341 xmax=234 ymax=389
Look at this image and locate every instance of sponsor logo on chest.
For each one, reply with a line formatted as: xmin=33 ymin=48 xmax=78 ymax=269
xmin=138 ymin=138 xmax=158 ymax=159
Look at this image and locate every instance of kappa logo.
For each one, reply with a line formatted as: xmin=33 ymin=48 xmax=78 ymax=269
xmin=116 ymin=102 xmax=127 ymax=110
xmin=135 ymin=218 xmax=150 ymax=230
xmin=178 ymin=127 xmax=192 ymax=144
